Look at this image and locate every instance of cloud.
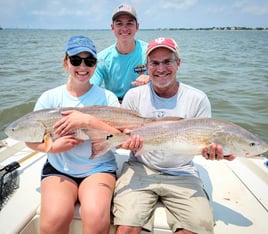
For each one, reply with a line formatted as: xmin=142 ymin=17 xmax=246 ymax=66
xmin=143 ymin=0 xmax=198 ymax=18
xmin=202 ymin=0 xmax=268 ymax=16
xmin=25 ymin=0 xmax=113 ymax=27
xmin=232 ymin=0 xmax=268 ymax=15
xmin=242 ymin=6 xmax=268 ymax=15
xmin=31 ymin=8 xmax=90 ymax=17
xmin=162 ymin=0 xmax=198 ymax=10
xmin=0 ymin=0 xmax=267 ymax=29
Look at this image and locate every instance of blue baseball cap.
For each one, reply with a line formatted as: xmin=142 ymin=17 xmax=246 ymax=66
xmin=65 ymin=35 xmax=97 ymax=58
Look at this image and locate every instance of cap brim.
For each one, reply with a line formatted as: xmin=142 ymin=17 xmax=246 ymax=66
xmin=67 ymin=47 xmax=97 ymax=58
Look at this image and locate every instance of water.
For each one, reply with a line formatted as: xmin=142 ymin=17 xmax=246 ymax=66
xmin=0 ymin=29 xmax=268 ymax=156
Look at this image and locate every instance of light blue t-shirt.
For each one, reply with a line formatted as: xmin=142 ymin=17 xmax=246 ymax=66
xmin=90 ymin=39 xmax=148 ymax=98
xmin=34 ymin=84 xmax=120 ymax=177
xmin=122 ymin=82 xmax=211 ymax=177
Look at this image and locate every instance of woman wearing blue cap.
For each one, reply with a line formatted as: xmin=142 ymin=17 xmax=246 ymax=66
xmin=26 ymin=35 xmax=120 ymax=234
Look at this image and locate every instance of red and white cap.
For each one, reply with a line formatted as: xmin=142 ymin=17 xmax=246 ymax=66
xmin=146 ymin=37 xmax=179 ymax=57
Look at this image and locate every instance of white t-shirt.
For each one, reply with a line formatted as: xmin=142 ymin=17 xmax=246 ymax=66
xmin=122 ymin=81 xmax=211 ymax=177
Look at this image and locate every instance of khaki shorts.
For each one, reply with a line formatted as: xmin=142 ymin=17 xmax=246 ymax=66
xmin=113 ymin=161 xmax=214 ymax=234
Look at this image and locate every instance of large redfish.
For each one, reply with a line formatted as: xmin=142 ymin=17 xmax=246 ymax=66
xmin=88 ymin=118 xmax=268 ymax=158
xmin=4 ymin=106 xmax=181 ymax=151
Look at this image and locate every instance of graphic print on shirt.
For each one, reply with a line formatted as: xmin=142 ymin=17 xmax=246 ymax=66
xmin=134 ymin=64 xmax=146 ymax=75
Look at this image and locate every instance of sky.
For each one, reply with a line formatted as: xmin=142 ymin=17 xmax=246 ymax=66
xmin=0 ymin=0 xmax=268 ymax=29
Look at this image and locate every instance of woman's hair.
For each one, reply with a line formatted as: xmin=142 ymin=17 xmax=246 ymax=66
xmin=63 ymin=53 xmax=69 ymax=70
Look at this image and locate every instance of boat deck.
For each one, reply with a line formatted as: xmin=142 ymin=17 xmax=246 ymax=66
xmin=0 ymin=138 xmax=268 ymax=234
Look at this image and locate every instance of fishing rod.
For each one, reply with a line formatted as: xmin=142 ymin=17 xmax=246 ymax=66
xmin=0 ymin=150 xmax=39 ymax=210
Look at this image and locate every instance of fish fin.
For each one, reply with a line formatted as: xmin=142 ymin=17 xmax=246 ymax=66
xmin=91 ymin=139 xmax=114 ymax=158
xmin=129 ymin=120 xmax=164 ymax=130
xmin=86 ymin=128 xmax=111 ymax=142
xmin=134 ymin=148 xmax=146 ymax=156
xmin=254 ymin=154 xmax=265 ymax=159
xmin=74 ymin=129 xmax=90 ymax=140
xmin=210 ymin=129 xmax=232 ymax=155
xmin=144 ymin=116 xmax=183 ymax=125
xmin=0 ymin=139 xmax=8 ymax=148
xmin=157 ymin=116 xmax=183 ymax=121
xmin=44 ymin=134 xmax=53 ymax=152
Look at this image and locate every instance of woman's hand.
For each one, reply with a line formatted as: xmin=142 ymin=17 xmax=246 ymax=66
xmin=53 ymin=110 xmax=90 ymax=136
xmin=49 ymin=134 xmax=84 ymax=153
xmin=25 ymin=134 xmax=84 ymax=153
xmin=53 ymin=110 xmax=121 ymax=137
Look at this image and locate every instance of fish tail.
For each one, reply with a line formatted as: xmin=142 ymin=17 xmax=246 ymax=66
xmin=86 ymin=129 xmax=128 ymax=158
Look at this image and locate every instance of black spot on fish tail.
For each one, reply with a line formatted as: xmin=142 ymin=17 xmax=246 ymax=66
xmin=106 ymin=134 xmax=113 ymax=140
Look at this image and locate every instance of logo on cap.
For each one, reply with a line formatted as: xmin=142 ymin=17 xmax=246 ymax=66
xmin=118 ymin=4 xmax=131 ymax=11
xmin=146 ymin=37 xmax=179 ymax=57
xmin=155 ymin=37 xmax=166 ymax=44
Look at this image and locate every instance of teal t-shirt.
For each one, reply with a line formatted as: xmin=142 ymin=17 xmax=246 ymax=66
xmin=90 ymin=39 xmax=148 ymax=98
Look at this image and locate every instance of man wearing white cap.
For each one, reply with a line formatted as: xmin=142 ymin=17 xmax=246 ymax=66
xmin=90 ymin=3 xmax=149 ymax=102
xmin=113 ymin=37 xmax=236 ymax=234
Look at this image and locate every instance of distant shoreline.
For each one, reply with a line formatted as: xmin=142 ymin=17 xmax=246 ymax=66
xmin=1 ymin=27 xmax=268 ymax=31
xmin=149 ymin=26 xmax=268 ymax=31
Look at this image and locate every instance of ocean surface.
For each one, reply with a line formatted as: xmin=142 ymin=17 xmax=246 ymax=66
xmin=0 ymin=29 xmax=267 ymax=156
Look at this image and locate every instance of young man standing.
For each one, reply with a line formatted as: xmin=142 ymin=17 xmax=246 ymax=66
xmin=90 ymin=3 xmax=149 ymax=102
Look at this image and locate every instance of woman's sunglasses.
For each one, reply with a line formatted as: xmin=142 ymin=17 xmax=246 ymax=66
xmin=68 ymin=55 xmax=97 ymax=67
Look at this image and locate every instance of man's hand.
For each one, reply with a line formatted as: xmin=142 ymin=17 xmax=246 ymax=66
xmin=202 ymin=143 xmax=236 ymax=161
xmin=120 ymin=134 xmax=143 ymax=152
xmin=120 ymin=129 xmax=143 ymax=152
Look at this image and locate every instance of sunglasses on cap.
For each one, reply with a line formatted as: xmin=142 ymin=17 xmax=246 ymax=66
xmin=68 ymin=55 xmax=97 ymax=67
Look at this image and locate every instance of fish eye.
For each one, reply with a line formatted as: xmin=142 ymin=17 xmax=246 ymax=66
xmin=249 ymin=142 xmax=256 ymax=147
